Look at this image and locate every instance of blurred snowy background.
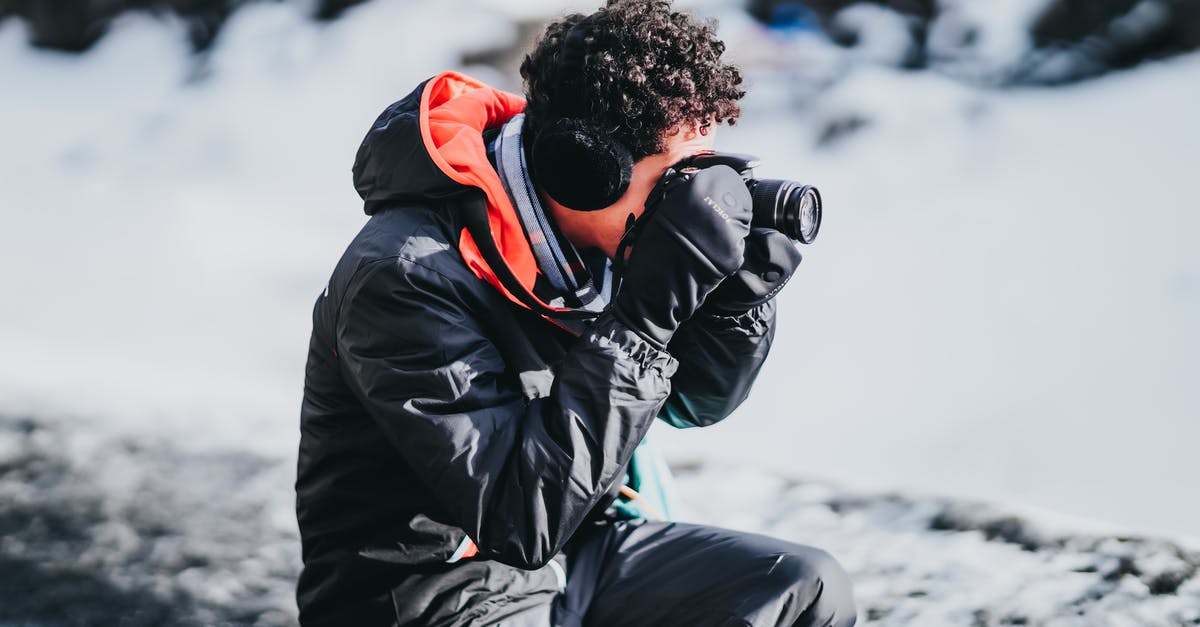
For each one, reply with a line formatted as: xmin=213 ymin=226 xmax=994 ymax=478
xmin=1 ymin=0 xmax=1198 ymax=624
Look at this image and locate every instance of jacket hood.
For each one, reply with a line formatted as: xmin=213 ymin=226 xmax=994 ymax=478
xmin=352 ymin=71 xmax=550 ymax=314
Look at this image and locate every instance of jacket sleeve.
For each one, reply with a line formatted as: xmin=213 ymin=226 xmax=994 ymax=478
xmin=335 ymin=256 xmax=678 ymax=570
xmin=658 ymin=298 xmax=777 ymax=429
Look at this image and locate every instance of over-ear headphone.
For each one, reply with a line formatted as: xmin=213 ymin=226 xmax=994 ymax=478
xmin=530 ymin=17 xmax=634 ymax=212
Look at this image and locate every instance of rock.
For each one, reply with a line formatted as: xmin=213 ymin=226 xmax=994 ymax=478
xmin=747 ymin=0 xmax=1200 ymax=84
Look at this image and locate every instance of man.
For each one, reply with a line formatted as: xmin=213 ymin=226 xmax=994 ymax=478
xmin=295 ymin=1 xmax=856 ymax=625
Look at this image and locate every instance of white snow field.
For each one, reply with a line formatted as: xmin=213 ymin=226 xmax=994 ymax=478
xmin=1 ymin=0 xmax=1198 ymax=623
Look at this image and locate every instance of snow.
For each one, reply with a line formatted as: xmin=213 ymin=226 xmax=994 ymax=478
xmin=1 ymin=0 xmax=1199 ymax=621
xmin=0 ymin=0 xmax=511 ymax=452
xmin=656 ymin=48 xmax=1200 ymax=540
xmin=924 ymin=0 xmax=1052 ymax=81
xmin=830 ymin=3 xmax=918 ymax=66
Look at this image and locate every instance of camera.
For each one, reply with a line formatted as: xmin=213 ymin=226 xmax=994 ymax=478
xmin=668 ymin=151 xmax=823 ymax=245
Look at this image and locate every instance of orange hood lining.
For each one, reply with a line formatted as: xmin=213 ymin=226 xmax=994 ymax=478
xmin=418 ymin=71 xmax=572 ymax=314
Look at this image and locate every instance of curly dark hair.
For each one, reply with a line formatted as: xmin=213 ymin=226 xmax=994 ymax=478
xmin=520 ymin=0 xmax=745 ymax=161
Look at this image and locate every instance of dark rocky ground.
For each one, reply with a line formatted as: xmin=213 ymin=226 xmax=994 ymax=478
xmin=3 ymin=412 xmax=1198 ymax=625
xmin=673 ymin=463 xmax=1200 ymax=625
xmin=0 ymin=414 xmax=299 ymax=626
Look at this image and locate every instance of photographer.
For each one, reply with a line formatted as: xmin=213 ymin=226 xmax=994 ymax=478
xmin=295 ymin=1 xmax=855 ymax=625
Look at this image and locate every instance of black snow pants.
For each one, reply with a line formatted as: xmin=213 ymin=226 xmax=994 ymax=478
xmin=369 ymin=519 xmax=857 ymax=627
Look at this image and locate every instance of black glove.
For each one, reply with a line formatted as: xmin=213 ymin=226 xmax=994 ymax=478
xmin=703 ymin=228 xmax=803 ymax=314
xmin=612 ymin=164 xmax=753 ymax=348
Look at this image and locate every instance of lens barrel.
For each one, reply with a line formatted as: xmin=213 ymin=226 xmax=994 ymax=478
xmin=748 ymin=179 xmax=822 ymax=244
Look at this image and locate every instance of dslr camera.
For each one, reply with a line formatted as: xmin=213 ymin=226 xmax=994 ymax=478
xmin=658 ymin=151 xmax=823 ymax=245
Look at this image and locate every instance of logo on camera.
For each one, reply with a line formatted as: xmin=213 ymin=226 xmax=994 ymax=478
xmin=703 ymin=195 xmax=733 ymax=223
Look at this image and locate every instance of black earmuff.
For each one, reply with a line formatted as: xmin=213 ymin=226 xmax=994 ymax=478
xmin=532 ymin=118 xmax=632 ymax=212
xmin=530 ymin=17 xmax=634 ymax=212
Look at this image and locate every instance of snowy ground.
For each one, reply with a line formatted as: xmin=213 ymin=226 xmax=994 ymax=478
xmin=2 ymin=413 xmax=1197 ymax=626
xmin=672 ymin=462 xmax=1200 ymax=626
xmin=2 ymin=0 xmax=1199 ymax=623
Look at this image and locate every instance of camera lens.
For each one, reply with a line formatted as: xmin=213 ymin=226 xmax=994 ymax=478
xmin=749 ymin=179 xmax=822 ymax=244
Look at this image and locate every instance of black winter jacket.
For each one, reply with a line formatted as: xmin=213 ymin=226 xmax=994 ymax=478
xmin=295 ymin=72 xmax=777 ymax=623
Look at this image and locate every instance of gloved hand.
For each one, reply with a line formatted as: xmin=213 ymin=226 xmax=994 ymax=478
xmin=703 ymin=228 xmax=803 ymax=314
xmin=612 ymin=164 xmax=753 ymax=348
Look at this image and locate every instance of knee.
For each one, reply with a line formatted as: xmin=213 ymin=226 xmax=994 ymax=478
xmin=769 ymin=546 xmax=857 ymax=627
